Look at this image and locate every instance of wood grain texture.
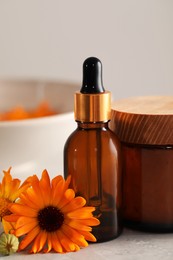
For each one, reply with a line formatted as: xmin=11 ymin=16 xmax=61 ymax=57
xmin=110 ymin=96 xmax=173 ymax=145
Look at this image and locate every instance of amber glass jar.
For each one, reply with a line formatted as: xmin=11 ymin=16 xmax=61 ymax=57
xmin=110 ymin=96 xmax=173 ymax=232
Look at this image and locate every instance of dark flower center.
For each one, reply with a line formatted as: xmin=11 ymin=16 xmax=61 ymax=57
xmin=37 ymin=206 xmax=64 ymax=232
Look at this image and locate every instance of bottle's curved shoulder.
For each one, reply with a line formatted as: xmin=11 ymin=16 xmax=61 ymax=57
xmin=104 ymin=127 xmax=121 ymax=143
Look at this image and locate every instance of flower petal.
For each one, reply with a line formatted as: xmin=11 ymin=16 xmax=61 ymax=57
xmin=74 ymin=244 xmax=80 ymax=251
xmin=2 ymin=168 xmax=13 ymax=198
xmin=39 ymin=170 xmax=51 ymax=206
xmin=51 ymin=178 xmax=65 ymax=205
xmin=19 ymin=226 xmax=40 ymax=250
xmin=2 ymin=218 xmax=14 ymax=234
xmin=58 ymin=189 xmax=75 ymax=209
xmin=79 ymin=230 xmax=97 ymax=242
xmin=64 ymin=175 xmax=71 ymax=190
xmin=15 ymin=221 xmax=38 ymax=237
xmin=0 ymin=183 xmax=2 ymax=197
xmin=8 ymin=179 xmax=20 ymax=201
xmin=16 ymin=216 xmax=37 ymax=229
xmin=66 ymin=207 xmax=95 ymax=219
xmin=1 ymin=167 xmax=30 ymax=201
xmin=30 ymin=180 xmax=46 ymax=208
xmin=51 ymin=176 xmax=71 ymax=206
xmin=30 ymin=230 xmax=47 ymax=253
xmin=38 ymin=230 xmax=47 ymax=252
xmin=51 ymin=232 xmax=63 ymax=253
xmin=62 ymin=224 xmax=88 ymax=248
xmin=25 ymin=188 xmax=45 ymax=209
xmin=41 ymin=169 xmax=50 ymax=187
xmin=4 ymin=214 xmax=20 ymax=223
xmin=75 ymin=218 xmax=100 ymax=226
xmin=64 ymin=219 xmax=92 ymax=232
xmin=43 ymin=232 xmax=52 ymax=253
xmin=9 ymin=182 xmax=30 ymax=202
xmin=51 ymin=175 xmax=63 ymax=189
xmin=9 ymin=204 xmax=37 ymax=218
xmin=61 ymin=196 xmax=86 ymax=213
xmin=19 ymin=193 xmax=39 ymax=209
xmin=57 ymin=230 xmax=76 ymax=252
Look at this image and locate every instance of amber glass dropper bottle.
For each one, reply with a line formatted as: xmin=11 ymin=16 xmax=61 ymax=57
xmin=64 ymin=57 xmax=122 ymax=242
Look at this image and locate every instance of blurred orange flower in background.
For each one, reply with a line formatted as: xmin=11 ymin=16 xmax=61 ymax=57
xmin=0 ymin=101 xmax=57 ymax=121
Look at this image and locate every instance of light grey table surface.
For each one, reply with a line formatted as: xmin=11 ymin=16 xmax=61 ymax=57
xmin=4 ymin=228 xmax=173 ymax=260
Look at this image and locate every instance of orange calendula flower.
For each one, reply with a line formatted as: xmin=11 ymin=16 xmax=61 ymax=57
xmin=4 ymin=170 xmax=100 ymax=253
xmin=0 ymin=167 xmax=30 ymax=234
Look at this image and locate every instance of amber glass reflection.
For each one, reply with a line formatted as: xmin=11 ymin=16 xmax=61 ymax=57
xmin=122 ymin=143 xmax=173 ymax=232
xmin=64 ymin=122 xmax=122 ymax=242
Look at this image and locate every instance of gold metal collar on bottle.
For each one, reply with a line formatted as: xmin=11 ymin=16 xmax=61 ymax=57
xmin=74 ymin=91 xmax=111 ymax=122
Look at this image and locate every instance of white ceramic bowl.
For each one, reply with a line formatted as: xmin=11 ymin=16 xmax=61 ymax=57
xmin=0 ymin=80 xmax=77 ymax=180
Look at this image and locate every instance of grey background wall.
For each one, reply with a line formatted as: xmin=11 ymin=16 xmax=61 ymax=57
xmin=0 ymin=0 xmax=173 ymax=100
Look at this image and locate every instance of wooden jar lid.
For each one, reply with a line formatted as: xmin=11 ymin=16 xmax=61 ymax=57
xmin=110 ymin=96 xmax=173 ymax=145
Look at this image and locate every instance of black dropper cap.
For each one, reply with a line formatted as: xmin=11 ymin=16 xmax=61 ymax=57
xmin=75 ymin=57 xmax=111 ymax=122
xmin=80 ymin=57 xmax=105 ymax=94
